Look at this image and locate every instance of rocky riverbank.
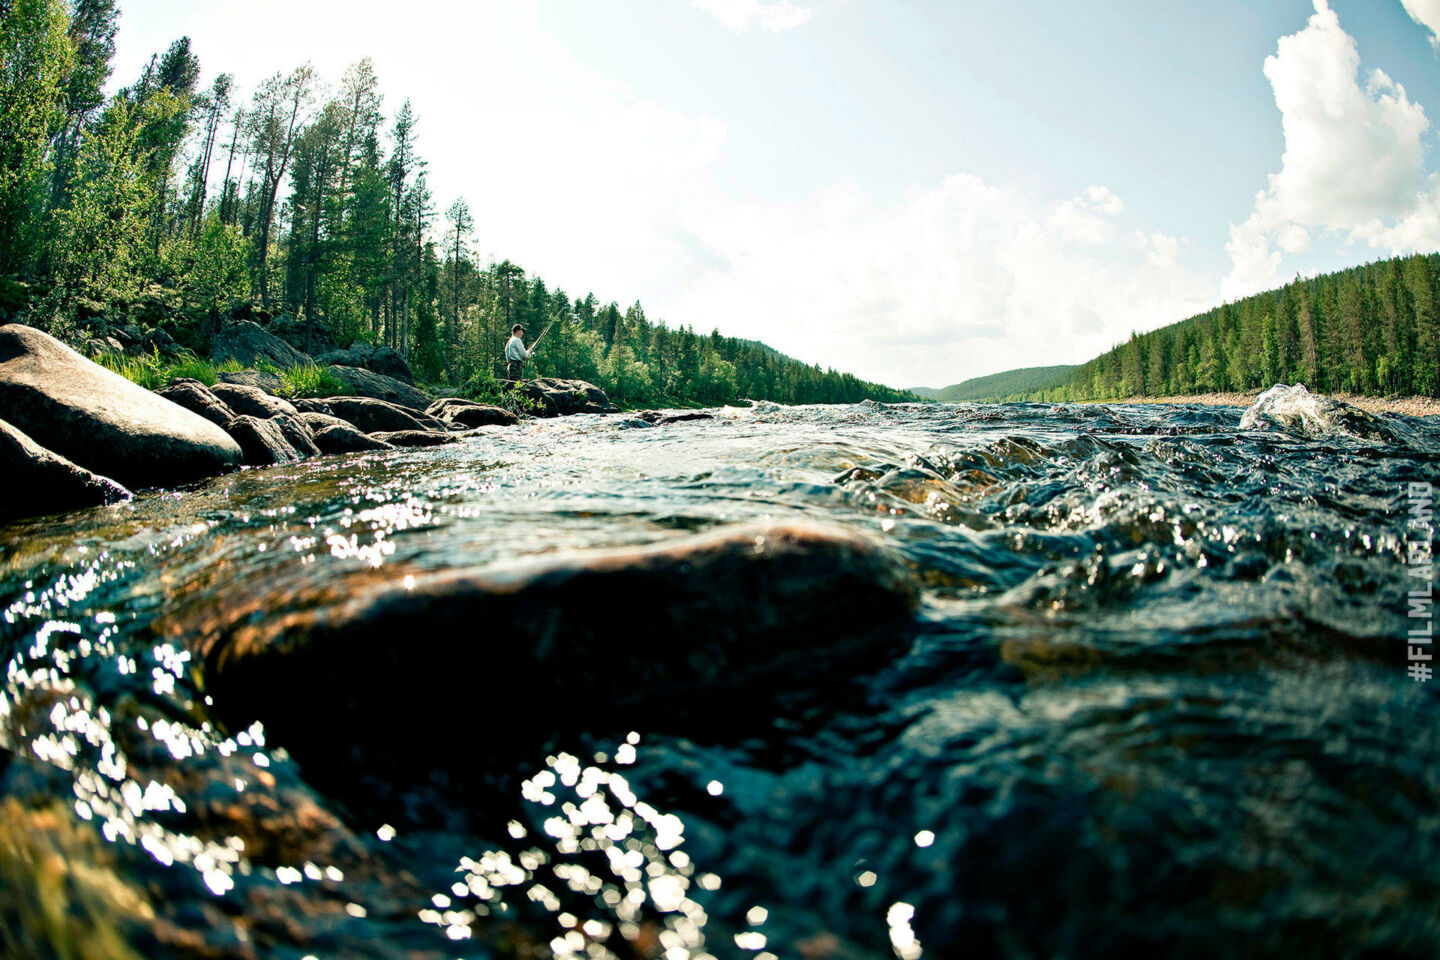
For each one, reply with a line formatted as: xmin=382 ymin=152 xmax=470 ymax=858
xmin=0 ymin=322 xmax=617 ymax=524
xmin=1088 ymin=388 xmax=1440 ymax=418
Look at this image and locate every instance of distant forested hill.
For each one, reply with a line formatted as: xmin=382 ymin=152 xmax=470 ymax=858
xmin=1017 ymin=253 xmax=1439 ymax=401
xmin=911 ymin=364 xmax=1076 ymax=402
xmin=0 ymin=2 xmax=912 ymax=408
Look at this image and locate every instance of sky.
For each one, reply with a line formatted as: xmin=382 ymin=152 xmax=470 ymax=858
xmin=109 ymin=0 xmax=1440 ymax=388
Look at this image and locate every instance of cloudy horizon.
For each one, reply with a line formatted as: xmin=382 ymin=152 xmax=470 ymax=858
xmin=110 ymin=0 xmax=1440 ymax=388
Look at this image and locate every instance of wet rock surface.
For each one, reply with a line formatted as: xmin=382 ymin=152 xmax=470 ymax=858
xmin=0 ymin=324 xmax=243 ymax=488
xmin=0 ymin=417 xmax=131 ymax=522
xmin=195 ymin=522 xmax=918 ymax=770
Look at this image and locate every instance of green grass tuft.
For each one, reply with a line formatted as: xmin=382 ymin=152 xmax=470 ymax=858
xmin=276 ymin=362 xmax=348 ymax=399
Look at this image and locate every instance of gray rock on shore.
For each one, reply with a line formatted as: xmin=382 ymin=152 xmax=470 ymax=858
xmin=323 ymin=396 xmax=447 ymax=434
xmin=226 ymin=415 xmax=307 ymax=465
xmin=368 ymin=429 xmax=457 ymax=447
xmin=324 ymin=365 xmax=430 ymax=410
xmin=157 ymin=379 xmax=237 ymax=429
xmin=0 ymin=418 xmax=131 ymax=523
xmin=425 ymin=397 xmax=518 ymax=428
xmin=312 ymin=423 xmax=394 ymax=454
xmin=492 ymin=376 xmax=616 ymax=417
xmin=0 ymin=324 xmax=243 ymax=488
xmin=211 ymin=320 xmax=311 ymax=369
xmin=209 ymin=382 xmax=300 ymax=420
xmin=316 ymin=342 xmax=414 ymax=384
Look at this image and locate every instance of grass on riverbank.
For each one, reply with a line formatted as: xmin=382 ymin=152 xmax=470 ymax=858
xmin=92 ymin=350 xmax=349 ymax=400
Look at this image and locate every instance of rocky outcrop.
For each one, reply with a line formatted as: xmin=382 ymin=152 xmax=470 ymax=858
xmin=324 ymin=364 xmax=430 ymax=410
xmin=295 ymin=411 xmax=351 ymax=433
xmin=211 ymin=321 xmax=310 ymax=369
xmin=0 ymin=324 xmax=243 ymax=488
xmin=216 ymin=368 xmax=288 ymax=394
xmin=425 ymin=397 xmax=518 ymax=428
xmin=267 ymin=316 xmax=339 ymax=357
xmin=367 ymin=429 xmax=456 ymax=447
xmin=157 ymin=379 xmax=237 ymax=429
xmin=316 ymin=342 xmax=413 ymax=384
xmin=492 ymin=376 xmax=615 ymax=417
xmin=272 ymin=413 xmax=320 ymax=458
xmin=0 ymin=418 xmax=131 ymax=523
xmin=209 ymin=382 xmax=300 ymax=420
xmin=322 ymin=396 xmax=446 ymax=434
xmin=291 ymin=398 xmax=334 ymax=415
xmin=194 ymin=522 xmax=919 ymax=763
xmin=312 ymin=423 xmax=394 ymax=454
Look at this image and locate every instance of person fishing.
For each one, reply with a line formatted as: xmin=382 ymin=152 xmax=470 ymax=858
xmin=505 ymin=321 xmax=554 ymax=380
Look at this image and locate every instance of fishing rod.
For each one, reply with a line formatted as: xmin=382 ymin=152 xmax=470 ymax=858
xmin=529 ymin=318 xmax=557 ymax=352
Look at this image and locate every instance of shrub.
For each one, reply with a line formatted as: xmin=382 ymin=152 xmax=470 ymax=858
xmin=276 ymin=362 xmax=347 ymax=399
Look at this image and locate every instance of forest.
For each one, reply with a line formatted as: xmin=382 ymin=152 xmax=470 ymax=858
xmin=0 ymin=0 xmax=913 ymax=407
xmin=1015 ymin=253 xmax=1440 ymax=402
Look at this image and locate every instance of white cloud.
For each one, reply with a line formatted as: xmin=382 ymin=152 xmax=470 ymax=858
xmin=691 ymin=0 xmax=817 ymax=33
xmin=1052 ymin=185 xmax=1126 ymax=245
xmin=1401 ymin=0 xmax=1440 ymax=49
xmin=1223 ymin=0 xmax=1440 ymax=299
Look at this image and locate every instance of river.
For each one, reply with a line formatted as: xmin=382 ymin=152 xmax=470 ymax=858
xmin=1 ymin=398 xmax=1437 ymax=959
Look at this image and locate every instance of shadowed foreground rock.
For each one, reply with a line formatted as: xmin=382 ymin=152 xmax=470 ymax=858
xmin=156 ymin=379 xmax=236 ymax=428
xmin=0 ymin=324 xmax=243 ymax=488
xmin=312 ymin=422 xmax=393 ymax=453
xmin=197 ymin=522 xmax=918 ymax=765
xmin=367 ymin=429 xmax=456 ymax=447
xmin=0 ymin=418 xmax=131 ymax=522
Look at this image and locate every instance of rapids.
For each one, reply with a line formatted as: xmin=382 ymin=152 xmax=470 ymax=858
xmin=1 ymin=398 xmax=1437 ymax=959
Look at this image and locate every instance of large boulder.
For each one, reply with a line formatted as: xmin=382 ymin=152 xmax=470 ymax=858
xmin=324 ymin=364 xmax=430 ymax=410
xmin=157 ymin=379 xmax=236 ymax=429
xmin=268 ymin=316 xmax=339 ymax=357
xmin=217 ymin=368 xmax=288 ymax=395
xmin=193 ymin=522 xmax=918 ymax=765
xmin=490 ymin=377 xmax=615 ymax=417
xmin=0 ymin=324 xmax=243 ymax=488
xmin=209 ymin=382 xmax=299 ymax=420
xmin=312 ymin=423 xmax=394 ymax=454
xmin=211 ymin=321 xmax=311 ymax=369
xmin=0 ymin=418 xmax=131 ymax=523
xmin=272 ymin=413 xmax=320 ymax=458
xmin=425 ymin=397 xmax=518 ymax=428
xmin=323 ymin=397 xmax=446 ymax=434
xmin=316 ymin=342 xmax=413 ymax=384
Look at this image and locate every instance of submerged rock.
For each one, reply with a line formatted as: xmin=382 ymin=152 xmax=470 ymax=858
xmin=323 ymin=364 xmax=430 ymax=410
xmin=0 ymin=418 xmax=131 ymax=522
xmin=194 ymin=522 xmax=918 ymax=766
xmin=156 ymin=379 xmax=236 ymax=429
xmin=0 ymin=324 xmax=243 ymax=488
xmin=368 ymin=429 xmax=456 ymax=447
xmin=1240 ymin=383 xmax=1397 ymax=442
xmin=210 ymin=320 xmax=311 ymax=369
xmin=425 ymin=397 xmax=518 ymax=428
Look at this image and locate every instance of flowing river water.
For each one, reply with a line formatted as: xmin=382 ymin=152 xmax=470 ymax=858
xmin=1 ymin=399 xmax=1438 ymax=959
